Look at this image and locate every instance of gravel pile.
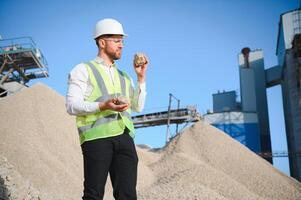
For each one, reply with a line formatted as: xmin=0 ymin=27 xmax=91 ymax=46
xmin=0 ymin=83 xmax=300 ymax=200
xmin=137 ymin=122 xmax=301 ymax=200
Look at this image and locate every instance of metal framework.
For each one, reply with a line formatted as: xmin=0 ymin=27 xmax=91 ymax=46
xmin=132 ymin=106 xmax=200 ymax=129
xmin=258 ymin=151 xmax=301 ymax=158
xmin=0 ymin=37 xmax=49 ymax=90
xmin=132 ymin=93 xmax=201 ymax=144
xmin=166 ymin=93 xmax=180 ymax=143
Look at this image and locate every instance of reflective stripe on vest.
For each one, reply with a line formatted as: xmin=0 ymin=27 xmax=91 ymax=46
xmin=76 ymin=61 xmax=134 ymax=144
xmin=78 ymin=111 xmax=132 ymax=134
xmin=86 ymin=62 xmax=110 ymax=97
xmin=87 ymin=61 xmax=128 ymax=100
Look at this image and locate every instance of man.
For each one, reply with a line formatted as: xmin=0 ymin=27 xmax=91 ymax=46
xmin=66 ymin=18 xmax=147 ymax=200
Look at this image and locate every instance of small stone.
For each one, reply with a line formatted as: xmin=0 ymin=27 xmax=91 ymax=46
xmin=134 ymin=53 xmax=146 ymax=67
xmin=116 ymin=96 xmax=130 ymax=105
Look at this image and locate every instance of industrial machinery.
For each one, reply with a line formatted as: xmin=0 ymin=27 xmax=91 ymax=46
xmin=0 ymin=37 xmax=49 ymax=96
xmin=132 ymin=93 xmax=201 ymax=144
xmin=132 ymin=106 xmax=200 ymax=129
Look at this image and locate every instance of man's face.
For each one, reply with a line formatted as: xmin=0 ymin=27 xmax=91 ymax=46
xmin=100 ymin=35 xmax=124 ymax=60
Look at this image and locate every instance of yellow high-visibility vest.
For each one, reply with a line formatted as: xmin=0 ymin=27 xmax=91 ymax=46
xmin=76 ymin=60 xmax=135 ymax=144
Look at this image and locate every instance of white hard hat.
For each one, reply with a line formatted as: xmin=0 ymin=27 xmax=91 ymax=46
xmin=93 ymin=18 xmax=127 ymax=39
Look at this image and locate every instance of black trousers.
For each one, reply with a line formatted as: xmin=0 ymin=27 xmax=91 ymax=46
xmin=81 ymin=129 xmax=138 ymax=200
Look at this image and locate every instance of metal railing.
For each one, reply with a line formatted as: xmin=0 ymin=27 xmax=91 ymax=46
xmin=0 ymin=36 xmax=48 ymax=70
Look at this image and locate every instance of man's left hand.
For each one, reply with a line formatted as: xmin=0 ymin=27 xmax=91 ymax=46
xmin=133 ymin=53 xmax=148 ymax=83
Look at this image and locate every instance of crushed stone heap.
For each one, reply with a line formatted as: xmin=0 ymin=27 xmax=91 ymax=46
xmin=0 ymin=83 xmax=300 ymax=200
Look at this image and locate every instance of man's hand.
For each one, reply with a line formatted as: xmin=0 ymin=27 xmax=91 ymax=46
xmin=98 ymin=98 xmax=130 ymax=112
xmin=133 ymin=53 xmax=148 ymax=83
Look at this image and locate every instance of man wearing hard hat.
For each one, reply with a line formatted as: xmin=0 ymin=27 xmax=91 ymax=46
xmin=66 ymin=18 xmax=148 ymax=200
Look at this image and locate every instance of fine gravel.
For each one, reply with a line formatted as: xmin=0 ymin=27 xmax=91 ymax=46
xmin=0 ymin=83 xmax=300 ymax=200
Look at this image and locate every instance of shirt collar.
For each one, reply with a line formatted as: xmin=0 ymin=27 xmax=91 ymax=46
xmin=94 ymin=56 xmax=116 ymax=68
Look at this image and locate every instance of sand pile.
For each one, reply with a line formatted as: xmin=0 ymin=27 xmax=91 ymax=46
xmin=0 ymin=83 xmax=300 ymax=200
xmin=0 ymin=83 xmax=82 ymax=199
xmin=137 ymin=122 xmax=301 ymax=200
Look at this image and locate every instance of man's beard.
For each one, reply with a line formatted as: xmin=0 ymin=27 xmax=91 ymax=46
xmin=107 ymin=50 xmax=122 ymax=61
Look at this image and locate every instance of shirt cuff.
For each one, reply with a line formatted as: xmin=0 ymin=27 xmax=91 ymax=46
xmin=91 ymin=102 xmax=100 ymax=113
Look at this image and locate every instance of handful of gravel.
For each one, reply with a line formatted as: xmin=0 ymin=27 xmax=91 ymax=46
xmin=115 ymin=96 xmax=130 ymax=105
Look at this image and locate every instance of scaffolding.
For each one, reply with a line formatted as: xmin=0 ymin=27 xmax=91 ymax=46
xmin=0 ymin=37 xmax=49 ymax=95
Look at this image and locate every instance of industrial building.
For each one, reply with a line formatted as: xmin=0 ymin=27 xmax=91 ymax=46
xmin=277 ymin=8 xmax=301 ymax=182
xmin=204 ymin=91 xmax=261 ymax=154
xmin=204 ymin=8 xmax=301 ymax=181
xmin=204 ymin=48 xmax=273 ymax=162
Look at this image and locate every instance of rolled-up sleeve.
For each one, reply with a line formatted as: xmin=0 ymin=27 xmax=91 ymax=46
xmin=130 ymin=79 xmax=147 ymax=113
xmin=66 ymin=64 xmax=100 ymax=116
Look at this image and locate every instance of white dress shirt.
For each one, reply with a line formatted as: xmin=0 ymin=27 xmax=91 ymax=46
xmin=66 ymin=57 xmax=146 ymax=116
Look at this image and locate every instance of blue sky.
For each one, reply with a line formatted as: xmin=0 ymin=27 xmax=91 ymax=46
xmin=0 ymin=0 xmax=299 ymax=176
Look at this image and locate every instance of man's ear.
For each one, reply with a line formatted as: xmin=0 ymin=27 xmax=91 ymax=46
xmin=99 ymin=39 xmax=106 ymax=49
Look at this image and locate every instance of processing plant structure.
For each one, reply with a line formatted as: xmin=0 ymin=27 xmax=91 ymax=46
xmin=204 ymin=8 xmax=301 ymax=182
xmin=0 ymin=37 xmax=49 ymax=96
